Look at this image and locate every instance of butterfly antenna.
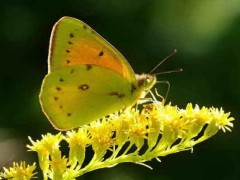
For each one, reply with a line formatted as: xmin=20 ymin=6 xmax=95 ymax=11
xmin=149 ymin=49 xmax=177 ymax=74
xmin=154 ymin=68 xmax=183 ymax=76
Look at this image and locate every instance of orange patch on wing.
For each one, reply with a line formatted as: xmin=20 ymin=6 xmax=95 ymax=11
xmin=64 ymin=39 xmax=123 ymax=75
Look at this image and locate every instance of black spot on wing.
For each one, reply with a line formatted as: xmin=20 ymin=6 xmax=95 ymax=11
xmin=59 ymin=78 xmax=64 ymax=82
xmin=68 ymin=41 xmax=73 ymax=45
xmin=69 ymin=33 xmax=74 ymax=38
xmin=54 ymin=97 xmax=59 ymax=101
xmin=66 ymin=50 xmax=70 ymax=53
xmin=86 ymin=64 xmax=92 ymax=70
xmin=67 ymin=113 xmax=72 ymax=117
xmin=83 ymin=24 xmax=87 ymax=29
xmin=56 ymin=87 xmax=61 ymax=91
xmin=66 ymin=60 xmax=71 ymax=64
xmin=78 ymin=84 xmax=89 ymax=90
xmin=99 ymin=51 xmax=104 ymax=56
xmin=108 ymin=92 xmax=125 ymax=98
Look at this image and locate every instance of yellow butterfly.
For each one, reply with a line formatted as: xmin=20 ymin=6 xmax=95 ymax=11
xmin=40 ymin=17 xmax=156 ymax=130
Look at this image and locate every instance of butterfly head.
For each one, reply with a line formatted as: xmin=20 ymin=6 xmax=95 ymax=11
xmin=135 ymin=74 xmax=156 ymax=92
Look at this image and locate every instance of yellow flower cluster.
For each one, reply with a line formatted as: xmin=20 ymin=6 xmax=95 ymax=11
xmin=0 ymin=161 xmax=37 ymax=180
xmin=22 ymin=102 xmax=234 ymax=180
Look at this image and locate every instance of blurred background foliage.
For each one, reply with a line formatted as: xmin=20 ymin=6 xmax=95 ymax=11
xmin=0 ymin=0 xmax=240 ymax=179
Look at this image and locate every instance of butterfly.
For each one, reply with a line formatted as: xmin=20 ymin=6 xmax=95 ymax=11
xmin=39 ymin=16 xmax=156 ymax=130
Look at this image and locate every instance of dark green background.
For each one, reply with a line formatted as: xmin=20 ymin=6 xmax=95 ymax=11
xmin=0 ymin=1 xmax=239 ymax=179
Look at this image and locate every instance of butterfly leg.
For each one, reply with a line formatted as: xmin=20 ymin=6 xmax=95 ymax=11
xmin=155 ymin=80 xmax=170 ymax=104
xmin=137 ymin=97 xmax=153 ymax=105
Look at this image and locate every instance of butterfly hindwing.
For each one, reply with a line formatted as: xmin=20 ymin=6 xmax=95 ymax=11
xmin=40 ymin=65 xmax=139 ymax=130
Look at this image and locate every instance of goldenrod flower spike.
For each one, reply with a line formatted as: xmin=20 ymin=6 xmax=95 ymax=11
xmin=24 ymin=101 xmax=235 ymax=180
xmin=2 ymin=100 xmax=234 ymax=180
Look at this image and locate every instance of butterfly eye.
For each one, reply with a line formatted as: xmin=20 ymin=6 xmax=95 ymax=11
xmin=146 ymin=77 xmax=150 ymax=82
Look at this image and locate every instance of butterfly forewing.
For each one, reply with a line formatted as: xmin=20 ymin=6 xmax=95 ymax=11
xmin=49 ymin=16 xmax=136 ymax=83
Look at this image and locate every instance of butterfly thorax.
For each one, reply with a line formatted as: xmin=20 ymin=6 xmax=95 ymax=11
xmin=135 ymin=74 xmax=156 ymax=94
